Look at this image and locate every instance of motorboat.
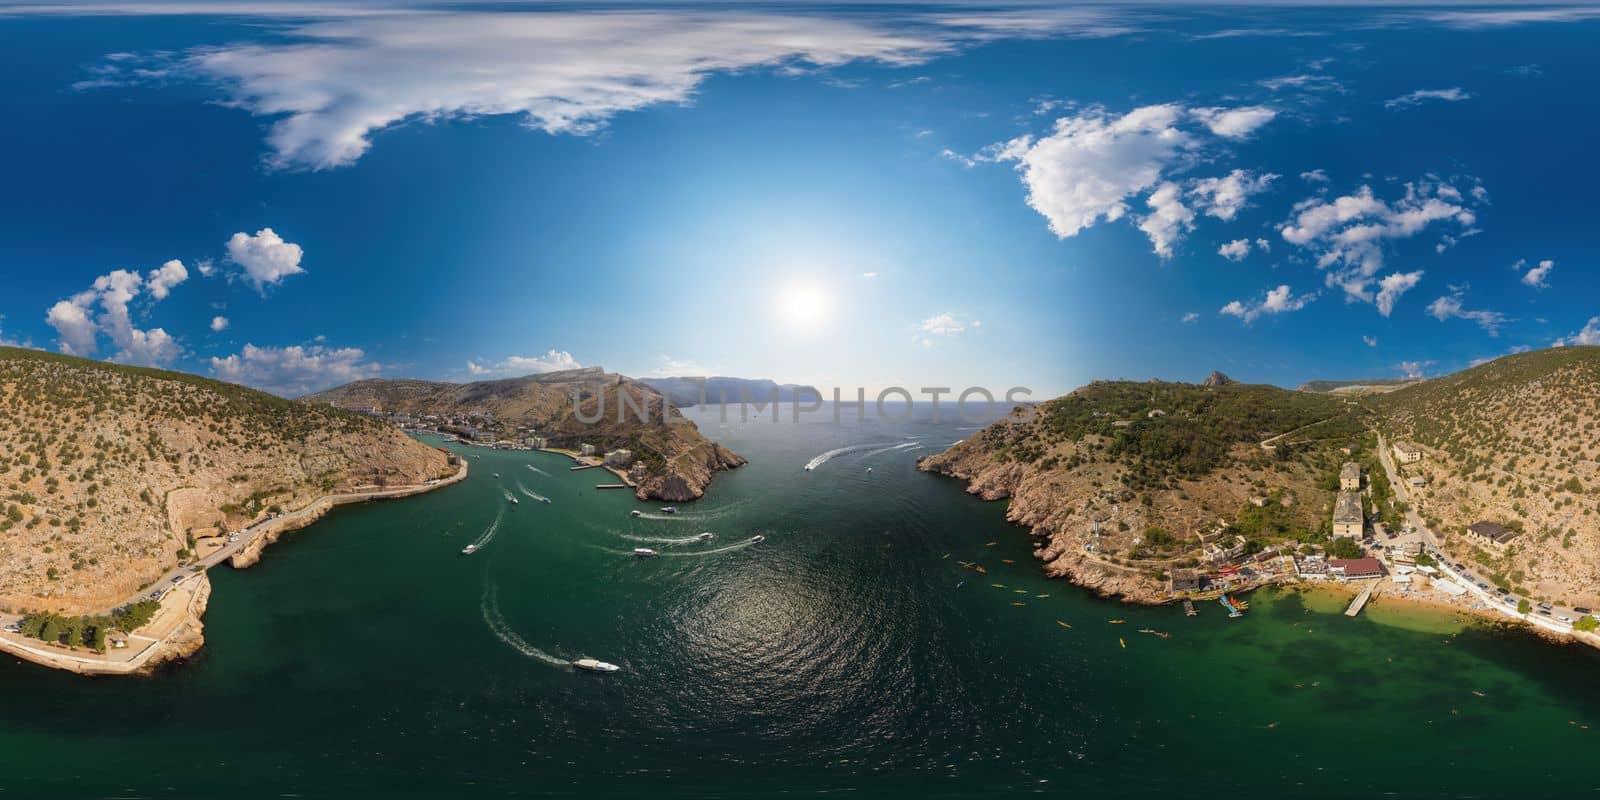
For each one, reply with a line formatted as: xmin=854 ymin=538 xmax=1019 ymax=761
xmin=866 ymin=467 xmax=873 ymax=473
xmin=630 ymin=510 xmax=642 ymax=517
xmin=748 ymin=535 xmax=765 ymax=544
xmin=572 ymin=658 xmax=620 ymax=673
xmin=659 ymin=506 xmax=678 ymax=514
xmin=461 ymin=543 xmax=479 ymax=555
xmin=695 ymin=532 xmax=714 ymax=541
xmin=493 ymin=473 xmax=500 ymax=478
xmin=509 ymin=496 xmax=519 ymax=505
xmin=633 ymin=548 xmax=659 ymax=558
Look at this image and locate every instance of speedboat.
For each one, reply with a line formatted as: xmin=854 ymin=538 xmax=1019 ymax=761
xmin=660 ymin=506 xmax=678 ymax=514
xmin=572 ymin=658 xmax=620 ymax=673
xmin=695 ymin=532 xmax=714 ymax=541
xmin=493 ymin=473 xmax=500 ymax=478
xmin=633 ymin=547 xmax=659 ymax=558
xmin=749 ymin=535 xmax=765 ymax=544
xmin=461 ymin=543 xmax=479 ymax=555
xmin=866 ymin=467 xmax=873 ymax=473
xmin=509 ymin=496 xmax=519 ymax=505
xmin=630 ymin=510 xmax=642 ymax=517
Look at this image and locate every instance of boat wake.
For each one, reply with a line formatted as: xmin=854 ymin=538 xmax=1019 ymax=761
xmin=517 ymin=483 xmax=551 ymax=503
xmin=804 ymin=441 xmax=921 ymax=471
xmin=525 ymin=465 xmax=549 ymax=476
xmin=466 ymin=507 xmax=506 ymax=552
xmin=481 ymin=581 xmax=570 ymax=668
xmin=859 ymin=441 xmax=923 ymax=460
xmin=616 ymin=532 xmax=716 ymax=546
xmin=657 ymin=538 xmax=761 ymax=557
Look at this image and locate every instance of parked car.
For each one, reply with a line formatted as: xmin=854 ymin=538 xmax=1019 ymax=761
xmin=1574 ymin=607 xmax=1593 ymax=615
xmin=1558 ymin=615 xmax=1573 ymax=623
xmin=1538 ymin=610 xmax=1553 ymax=617
xmin=1539 ymin=602 xmax=1554 ymax=611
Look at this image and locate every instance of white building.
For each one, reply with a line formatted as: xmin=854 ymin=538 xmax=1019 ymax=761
xmin=1332 ymin=491 xmax=1364 ymax=539
xmin=579 ymin=443 xmax=597 ymax=456
xmin=604 ymin=448 xmax=633 ymax=467
xmin=1392 ymin=441 xmax=1423 ymax=464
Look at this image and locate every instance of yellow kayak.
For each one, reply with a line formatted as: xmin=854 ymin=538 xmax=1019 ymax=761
xmin=1011 ymin=602 xmax=1026 ymax=607
xmin=1119 ymin=638 xmax=1127 ymax=649
xmin=991 ymin=583 xmax=1006 ymax=589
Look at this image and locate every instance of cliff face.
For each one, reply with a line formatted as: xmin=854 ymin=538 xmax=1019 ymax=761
xmin=306 ymin=367 xmax=745 ymax=502
xmin=919 ymin=380 xmax=1359 ymax=602
xmin=0 ymin=347 xmax=454 ymax=615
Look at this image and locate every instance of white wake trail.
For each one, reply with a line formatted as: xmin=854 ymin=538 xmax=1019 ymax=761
xmin=804 ymin=442 xmax=893 ymax=471
xmin=467 ymin=507 xmax=506 ymax=552
xmin=481 ymin=582 xmax=569 ymax=668
xmin=517 ymin=483 xmax=550 ymax=503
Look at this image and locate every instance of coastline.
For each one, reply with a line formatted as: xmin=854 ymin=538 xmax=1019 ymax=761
xmin=0 ymin=459 xmax=468 ymax=677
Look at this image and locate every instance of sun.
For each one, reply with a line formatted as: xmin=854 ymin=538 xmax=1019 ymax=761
xmin=776 ymin=283 xmax=831 ymax=328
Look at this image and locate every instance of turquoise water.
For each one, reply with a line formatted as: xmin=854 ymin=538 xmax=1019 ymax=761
xmin=3 ymin=407 xmax=1598 ymax=798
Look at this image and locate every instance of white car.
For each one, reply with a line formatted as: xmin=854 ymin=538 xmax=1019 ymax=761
xmin=1557 ymin=615 xmax=1573 ymax=623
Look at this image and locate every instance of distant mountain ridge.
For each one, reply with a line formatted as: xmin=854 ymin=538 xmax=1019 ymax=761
xmin=641 ymin=376 xmax=821 ymax=407
xmin=306 ymin=368 xmax=745 ymax=502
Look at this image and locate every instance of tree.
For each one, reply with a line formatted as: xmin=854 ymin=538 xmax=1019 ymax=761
xmin=1574 ymin=615 xmax=1599 ymax=633
xmin=1517 ymin=598 xmax=1532 ymax=616
xmin=1330 ymin=538 xmax=1363 ymax=559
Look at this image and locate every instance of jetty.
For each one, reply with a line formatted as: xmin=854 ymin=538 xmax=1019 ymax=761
xmin=569 ymin=464 xmax=602 ymax=471
xmin=1183 ymin=599 xmax=1197 ymax=617
xmin=1345 ymin=581 xmax=1377 ymax=617
xmin=595 ymin=483 xmax=630 ymax=490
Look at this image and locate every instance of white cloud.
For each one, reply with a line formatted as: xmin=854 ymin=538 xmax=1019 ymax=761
xmin=1190 ymin=169 xmax=1276 ymax=221
xmin=210 ymin=343 xmax=382 ymax=396
xmin=226 ymin=228 xmax=306 ymax=292
xmin=1278 ymin=178 xmax=1481 ymax=308
xmin=211 ymin=315 xmax=229 ymax=332
xmin=1181 ymin=311 xmax=1200 ymax=324
xmin=1413 ymin=8 xmax=1600 ymax=29
xmin=1219 ymin=284 xmax=1316 ymax=323
xmin=44 ymin=265 xmax=186 ymax=365
xmin=75 ymin=8 xmax=1135 ymax=171
xmin=1384 ymin=87 xmax=1472 ymax=110
xmin=195 ymin=258 xmax=216 ymax=277
xmin=1189 ymin=106 xmax=1276 ymax=140
xmin=1258 ymin=74 xmax=1342 ymax=93
xmin=1520 ymin=258 xmax=1554 ymax=288
xmin=0 ymin=315 xmax=30 ymax=348
xmin=1398 ymin=360 xmax=1434 ymax=379
xmin=1137 ymin=181 xmax=1195 ymax=259
xmin=465 ymin=349 xmax=583 ymax=378
xmin=1555 ymin=317 xmax=1600 ymax=347
xmin=1218 ymin=238 xmax=1252 ymax=261
xmin=862 ymin=271 xmax=879 ymax=279
xmin=985 ymin=103 xmax=1275 ymax=256
xmin=1300 ymin=169 xmax=1329 ymax=183
xmin=145 ymin=259 xmax=189 ymax=300
xmin=1374 ymin=270 xmax=1424 ymax=317
xmin=916 ymin=311 xmax=980 ymax=346
xmin=1363 ymin=335 xmax=1378 ymax=347
xmin=1427 ymin=290 xmax=1506 ymax=335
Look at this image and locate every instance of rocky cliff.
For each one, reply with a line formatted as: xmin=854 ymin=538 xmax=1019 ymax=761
xmin=919 ymin=379 xmax=1362 ymax=602
xmin=307 ymin=368 xmax=744 ymax=502
xmin=0 ymin=347 xmax=454 ymax=615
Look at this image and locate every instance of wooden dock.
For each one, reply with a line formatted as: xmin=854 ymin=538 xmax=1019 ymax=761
xmin=1345 ymin=581 xmax=1377 ymax=617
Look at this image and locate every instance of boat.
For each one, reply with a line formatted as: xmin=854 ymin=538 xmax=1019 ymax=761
xmin=1107 ymin=619 xmax=1126 ymax=624
xmin=1220 ymin=594 xmax=1245 ymax=618
xmin=1137 ymin=628 xmax=1171 ymax=639
xmin=749 ymin=535 xmax=765 ymax=544
xmin=955 ymin=581 xmax=965 ymax=588
xmin=974 ymin=565 xmax=987 ymax=574
xmin=509 ymin=496 xmax=519 ymax=505
xmin=461 ymin=543 xmax=479 ymax=555
xmin=865 ymin=467 xmax=873 ymax=473
xmin=1119 ymin=638 xmax=1127 ymax=649
xmin=1001 ymin=559 xmax=1016 ymax=565
xmin=660 ymin=506 xmax=678 ymax=514
xmin=632 ymin=548 xmax=658 ymax=558
xmin=1056 ymin=620 xmax=1072 ymax=629
xmin=630 ymin=510 xmax=642 ymax=517
xmin=695 ymin=532 xmax=715 ymax=541
xmin=493 ymin=473 xmax=500 ymax=478
xmin=1011 ymin=602 xmax=1026 ymax=607
xmin=572 ymin=658 xmax=620 ymax=673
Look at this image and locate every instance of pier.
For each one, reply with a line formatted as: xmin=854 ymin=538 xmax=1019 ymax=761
xmin=570 ymin=464 xmax=602 ymax=471
xmin=1345 ymin=581 xmax=1377 ymax=617
xmin=595 ymin=483 xmax=630 ymax=489
xmin=1183 ymin=599 xmax=1197 ymax=616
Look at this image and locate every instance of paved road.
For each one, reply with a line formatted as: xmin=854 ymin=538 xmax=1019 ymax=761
xmin=1375 ymin=433 xmax=1589 ymax=636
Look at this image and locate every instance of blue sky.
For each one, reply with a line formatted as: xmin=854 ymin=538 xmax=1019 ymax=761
xmin=1 ymin=2 xmax=1597 ymax=397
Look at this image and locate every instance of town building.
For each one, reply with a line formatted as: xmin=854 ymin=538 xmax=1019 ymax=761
xmin=526 ymin=436 xmax=547 ymax=449
xmin=1340 ymin=461 xmax=1362 ymax=491
xmin=1332 ymin=491 xmax=1364 ymax=539
xmin=1465 ymin=521 xmax=1522 ymax=551
xmin=1328 ymin=557 xmax=1383 ymax=580
xmin=603 ymin=448 xmax=633 ymax=467
xmin=1169 ymin=569 xmax=1204 ymax=594
xmin=1392 ymin=441 xmax=1423 ymax=464
xmin=1203 ymin=534 xmax=1248 ymax=564
xmin=579 ymin=443 xmax=597 ymax=456
xmin=1294 ymin=553 xmax=1329 ymax=579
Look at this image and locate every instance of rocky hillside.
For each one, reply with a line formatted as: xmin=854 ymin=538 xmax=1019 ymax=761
xmin=0 ymin=347 xmax=453 ymax=615
xmin=306 ymin=368 xmax=745 ymax=502
xmin=919 ymin=378 xmax=1368 ymax=601
xmin=1375 ymin=346 xmax=1600 ymax=607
